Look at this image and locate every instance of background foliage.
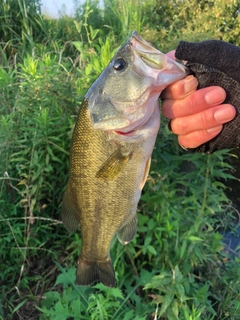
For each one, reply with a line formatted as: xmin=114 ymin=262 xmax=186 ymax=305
xmin=0 ymin=0 xmax=240 ymax=319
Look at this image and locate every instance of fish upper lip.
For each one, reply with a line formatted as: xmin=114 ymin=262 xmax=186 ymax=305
xmin=130 ymin=31 xmax=159 ymax=53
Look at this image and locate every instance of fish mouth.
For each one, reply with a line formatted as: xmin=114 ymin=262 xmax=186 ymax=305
xmin=111 ymin=106 xmax=151 ymax=136
xmin=130 ymin=31 xmax=167 ymax=70
xmin=112 ymin=128 xmax=143 ymax=140
xmin=114 ymin=129 xmax=136 ymax=136
xmin=112 ymin=111 xmax=153 ymax=137
xmin=109 ymin=92 xmax=158 ymax=137
xmin=108 ymin=32 xmax=163 ymax=137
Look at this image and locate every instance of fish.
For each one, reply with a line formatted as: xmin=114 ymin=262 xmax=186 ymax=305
xmin=61 ymin=31 xmax=188 ymax=287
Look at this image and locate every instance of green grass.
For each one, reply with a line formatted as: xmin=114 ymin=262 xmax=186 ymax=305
xmin=0 ymin=0 xmax=240 ymax=319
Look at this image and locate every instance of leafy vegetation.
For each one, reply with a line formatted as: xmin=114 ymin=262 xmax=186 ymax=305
xmin=0 ymin=0 xmax=240 ymax=319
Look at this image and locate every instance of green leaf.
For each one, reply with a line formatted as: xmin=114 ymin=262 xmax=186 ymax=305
xmin=89 ymin=26 xmax=100 ymax=40
xmin=71 ymin=298 xmax=81 ymax=315
xmin=72 ymin=41 xmax=83 ymax=52
xmin=55 ymin=268 xmax=76 ymax=286
xmin=147 ymin=245 xmax=157 ymax=255
xmin=159 ymin=288 xmax=174 ymax=317
xmin=12 ymin=299 xmax=27 ymax=315
xmin=180 ymin=240 xmax=187 ymax=259
xmin=85 ymin=63 xmax=92 ymax=75
xmin=41 ymin=291 xmax=61 ymax=308
xmin=123 ymin=310 xmax=134 ymax=320
xmin=171 ymin=299 xmax=179 ymax=318
xmin=73 ymin=20 xmax=83 ymax=33
xmin=188 ymin=236 xmax=203 ymax=242
xmin=94 ymin=283 xmax=124 ymax=300
xmin=194 ymin=246 xmax=203 ymax=263
xmin=175 ymin=284 xmax=185 ymax=302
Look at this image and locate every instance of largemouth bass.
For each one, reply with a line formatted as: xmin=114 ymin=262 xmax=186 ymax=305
xmin=61 ymin=31 xmax=187 ymax=287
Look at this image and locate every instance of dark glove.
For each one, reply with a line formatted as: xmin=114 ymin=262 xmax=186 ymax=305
xmin=175 ymin=40 xmax=240 ymax=154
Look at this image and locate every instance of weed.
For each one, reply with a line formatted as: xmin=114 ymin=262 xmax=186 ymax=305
xmin=1 ymin=0 xmax=240 ymax=319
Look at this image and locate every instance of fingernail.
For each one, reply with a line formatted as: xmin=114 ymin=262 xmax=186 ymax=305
xmin=205 ymin=87 xmax=225 ymax=105
xmin=207 ymin=125 xmax=222 ymax=133
xmin=214 ymin=105 xmax=235 ymax=122
xmin=184 ymin=75 xmax=198 ymax=93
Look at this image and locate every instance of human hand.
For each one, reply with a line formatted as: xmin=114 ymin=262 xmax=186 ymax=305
xmin=161 ymin=43 xmax=239 ymax=153
xmin=161 ymin=74 xmax=236 ymax=149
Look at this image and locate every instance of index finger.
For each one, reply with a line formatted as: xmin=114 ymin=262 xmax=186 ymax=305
xmin=161 ymin=75 xmax=198 ymax=100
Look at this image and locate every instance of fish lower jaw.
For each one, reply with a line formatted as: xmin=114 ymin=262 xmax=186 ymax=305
xmin=114 ymin=129 xmax=136 ymax=136
xmin=114 ymin=132 xmax=141 ymax=142
xmin=112 ymin=129 xmax=143 ymax=140
xmin=109 ymin=129 xmax=142 ymax=142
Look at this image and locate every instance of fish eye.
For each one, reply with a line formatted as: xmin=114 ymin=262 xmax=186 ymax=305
xmin=113 ymin=58 xmax=127 ymax=71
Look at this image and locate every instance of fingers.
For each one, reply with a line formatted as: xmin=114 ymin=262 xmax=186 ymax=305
xmin=162 ymin=51 xmax=237 ymax=150
xmin=161 ymin=75 xmax=199 ymax=100
xmin=169 ymin=102 xmax=236 ymax=149
xmin=161 ymin=76 xmax=237 ymax=149
xmin=178 ymin=126 xmax=223 ymax=149
xmin=162 ymin=86 xmax=227 ymax=118
xmin=170 ymin=103 xmax=236 ymax=135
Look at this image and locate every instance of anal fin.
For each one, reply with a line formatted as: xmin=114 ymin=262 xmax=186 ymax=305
xmin=117 ymin=214 xmax=138 ymax=245
xmin=76 ymin=258 xmax=116 ymax=287
xmin=61 ymin=189 xmax=80 ymax=232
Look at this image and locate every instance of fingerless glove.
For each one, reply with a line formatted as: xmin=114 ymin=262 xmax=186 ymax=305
xmin=176 ymin=40 xmax=240 ymax=153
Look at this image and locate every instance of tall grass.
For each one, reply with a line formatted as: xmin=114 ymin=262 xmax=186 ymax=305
xmin=0 ymin=0 xmax=44 ymax=62
xmin=0 ymin=0 xmax=239 ymax=319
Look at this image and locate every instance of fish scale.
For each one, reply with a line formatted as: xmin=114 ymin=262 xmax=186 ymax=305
xmin=62 ymin=100 xmax=149 ymax=284
xmin=61 ymin=31 xmax=188 ymax=287
xmin=62 ymin=100 xmax=156 ymax=286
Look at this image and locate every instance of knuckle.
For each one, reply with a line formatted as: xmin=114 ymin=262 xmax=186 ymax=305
xmin=171 ymin=118 xmax=189 ymax=134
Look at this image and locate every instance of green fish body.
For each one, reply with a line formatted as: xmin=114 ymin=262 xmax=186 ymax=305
xmin=61 ymin=31 xmax=188 ymax=287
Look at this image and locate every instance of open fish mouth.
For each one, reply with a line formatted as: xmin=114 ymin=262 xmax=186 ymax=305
xmin=130 ymin=31 xmax=167 ymax=70
xmin=106 ymin=32 xmax=166 ymax=135
xmin=90 ymin=30 xmax=187 ymax=135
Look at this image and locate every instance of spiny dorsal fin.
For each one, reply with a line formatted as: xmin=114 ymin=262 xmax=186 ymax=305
xmin=96 ymin=147 xmax=130 ymax=181
xmin=117 ymin=214 xmax=138 ymax=245
xmin=61 ymin=189 xmax=80 ymax=232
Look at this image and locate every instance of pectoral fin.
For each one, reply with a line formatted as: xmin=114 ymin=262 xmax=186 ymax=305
xmin=117 ymin=214 xmax=138 ymax=245
xmin=61 ymin=189 xmax=80 ymax=232
xmin=96 ymin=147 xmax=130 ymax=181
xmin=140 ymin=157 xmax=151 ymax=190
